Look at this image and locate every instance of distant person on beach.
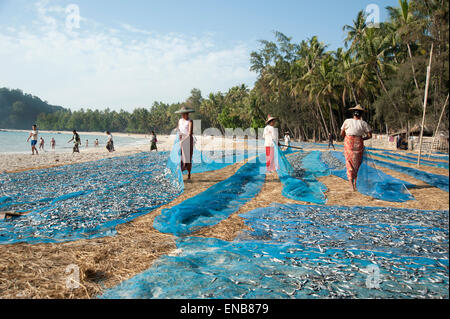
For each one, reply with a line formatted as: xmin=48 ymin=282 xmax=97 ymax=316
xmin=94 ymin=139 xmax=99 ymax=148
xmin=26 ymin=124 xmax=39 ymax=155
xmin=150 ymin=131 xmax=158 ymax=152
xmin=39 ymin=137 xmax=45 ymax=151
xmin=340 ymin=105 xmax=372 ymax=191
xmin=176 ymin=106 xmax=195 ymax=180
xmin=283 ymin=132 xmax=291 ymax=151
xmin=106 ymin=131 xmax=115 ymax=152
xmin=328 ymin=133 xmax=336 ymax=150
xmin=50 ymin=138 xmax=56 ymax=150
xmin=68 ymin=130 xmax=81 ymax=153
xmin=263 ymin=115 xmax=279 ymax=172
xmin=397 ymin=134 xmax=408 ymax=150
xmin=85 ymin=140 xmax=89 ymax=148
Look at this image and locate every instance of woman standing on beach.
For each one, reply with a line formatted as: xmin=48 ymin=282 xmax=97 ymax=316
xmin=39 ymin=137 xmax=45 ymax=151
xmin=150 ymin=131 xmax=158 ymax=152
xmin=106 ymin=131 xmax=115 ymax=152
xmin=68 ymin=130 xmax=81 ymax=153
xmin=263 ymin=115 xmax=279 ymax=172
xmin=26 ymin=124 xmax=39 ymax=155
xmin=340 ymin=105 xmax=372 ymax=191
xmin=50 ymin=138 xmax=56 ymax=150
xmin=176 ymin=106 xmax=195 ymax=180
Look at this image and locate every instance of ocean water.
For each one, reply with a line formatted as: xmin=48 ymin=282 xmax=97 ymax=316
xmin=0 ymin=130 xmax=148 ymax=154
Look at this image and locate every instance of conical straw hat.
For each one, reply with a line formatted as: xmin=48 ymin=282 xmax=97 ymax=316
xmin=349 ymin=104 xmax=365 ymax=112
xmin=175 ymin=106 xmax=195 ymax=114
xmin=266 ymin=114 xmax=278 ymax=124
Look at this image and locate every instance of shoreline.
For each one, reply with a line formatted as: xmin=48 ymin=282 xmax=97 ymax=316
xmin=0 ymin=135 xmax=252 ymax=173
xmin=0 ymin=128 xmax=150 ymax=139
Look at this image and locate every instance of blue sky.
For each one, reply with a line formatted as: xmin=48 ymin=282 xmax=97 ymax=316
xmin=0 ymin=0 xmax=399 ymax=110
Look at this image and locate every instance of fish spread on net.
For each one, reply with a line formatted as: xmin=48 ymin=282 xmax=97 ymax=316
xmin=320 ymin=151 xmax=345 ymax=170
xmin=102 ymin=203 xmax=448 ymax=299
xmin=0 ymin=152 xmax=183 ymax=244
xmin=105 ymin=205 xmax=448 ymax=298
xmin=285 ymin=151 xmax=309 ymax=178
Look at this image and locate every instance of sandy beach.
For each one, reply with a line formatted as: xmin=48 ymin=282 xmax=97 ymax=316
xmin=0 ymin=134 xmax=252 ymax=173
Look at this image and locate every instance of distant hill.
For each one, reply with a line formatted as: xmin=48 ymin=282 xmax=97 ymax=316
xmin=0 ymin=88 xmax=65 ymax=129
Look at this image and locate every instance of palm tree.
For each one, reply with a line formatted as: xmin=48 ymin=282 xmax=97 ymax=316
xmin=387 ymin=0 xmax=420 ymax=90
xmin=343 ymin=11 xmax=367 ymax=51
xmin=352 ymin=27 xmax=404 ymax=126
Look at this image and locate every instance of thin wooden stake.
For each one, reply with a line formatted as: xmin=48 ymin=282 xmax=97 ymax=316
xmin=417 ymin=44 xmax=433 ymax=167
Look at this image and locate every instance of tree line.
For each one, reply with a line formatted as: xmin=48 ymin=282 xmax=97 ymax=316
xmin=0 ymin=88 xmax=64 ymax=129
xmin=1 ymin=0 xmax=448 ymax=141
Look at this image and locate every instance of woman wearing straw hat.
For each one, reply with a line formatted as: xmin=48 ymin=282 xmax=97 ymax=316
xmin=263 ymin=115 xmax=279 ymax=172
xmin=175 ymin=106 xmax=195 ymax=180
xmin=340 ymin=105 xmax=373 ymax=191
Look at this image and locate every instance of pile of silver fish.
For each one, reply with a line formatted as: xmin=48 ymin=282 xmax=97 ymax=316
xmin=0 ymin=152 xmax=182 ymax=244
xmin=285 ymin=151 xmax=309 ymax=178
xmin=102 ymin=204 xmax=448 ymax=299
xmin=320 ymin=151 xmax=346 ymax=170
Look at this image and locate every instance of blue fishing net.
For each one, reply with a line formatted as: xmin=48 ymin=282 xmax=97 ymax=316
xmin=167 ymin=133 xmax=184 ymax=191
xmin=301 ymin=151 xmax=332 ymax=178
xmin=381 ymin=151 xmax=449 ymax=164
xmin=0 ymin=152 xmax=183 ymax=244
xmin=168 ymin=133 xmax=254 ymax=175
xmin=102 ymin=204 xmax=448 ymax=299
xmin=322 ymin=151 xmax=415 ymax=202
xmin=366 ymin=155 xmax=449 ymax=192
xmin=188 ymin=147 xmax=252 ymax=174
xmin=422 ymin=153 xmax=449 ymax=160
xmin=431 ymin=151 xmax=449 ymax=157
xmin=281 ymin=147 xmax=300 ymax=155
xmin=290 ymin=141 xmax=340 ymax=150
xmin=366 ymin=147 xmax=449 ymax=160
xmin=153 ymin=156 xmax=266 ymax=236
xmin=274 ymin=146 xmax=327 ymax=204
xmin=372 ymin=152 xmax=449 ymax=169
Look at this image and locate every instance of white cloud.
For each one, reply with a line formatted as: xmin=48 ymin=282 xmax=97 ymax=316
xmin=0 ymin=0 xmax=256 ymax=110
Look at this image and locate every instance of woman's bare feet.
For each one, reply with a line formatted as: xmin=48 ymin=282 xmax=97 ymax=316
xmin=348 ymin=181 xmax=354 ymax=191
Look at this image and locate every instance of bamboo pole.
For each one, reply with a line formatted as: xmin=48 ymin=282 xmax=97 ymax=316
xmin=417 ymin=44 xmax=433 ymax=167
xmin=428 ymin=93 xmax=449 ymax=157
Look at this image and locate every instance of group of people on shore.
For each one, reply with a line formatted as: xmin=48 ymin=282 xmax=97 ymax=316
xmin=27 ymin=127 xmax=107 ymax=155
xmin=173 ymin=104 xmax=372 ymax=190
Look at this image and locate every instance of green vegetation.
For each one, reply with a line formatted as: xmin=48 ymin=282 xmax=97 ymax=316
xmin=1 ymin=0 xmax=448 ymax=140
xmin=0 ymin=88 xmax=64 ymax=129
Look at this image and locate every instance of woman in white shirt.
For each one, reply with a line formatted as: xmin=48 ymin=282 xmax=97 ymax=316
xmin=175 ymin=106 xmax=195 ymax=180
xmin=263 ymin=115 xmax=279 ymax=172
xmin=340 ymin=105 xmax=373 ymax=191
xmin=283 ymin=132 xmax=291 ymax=151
